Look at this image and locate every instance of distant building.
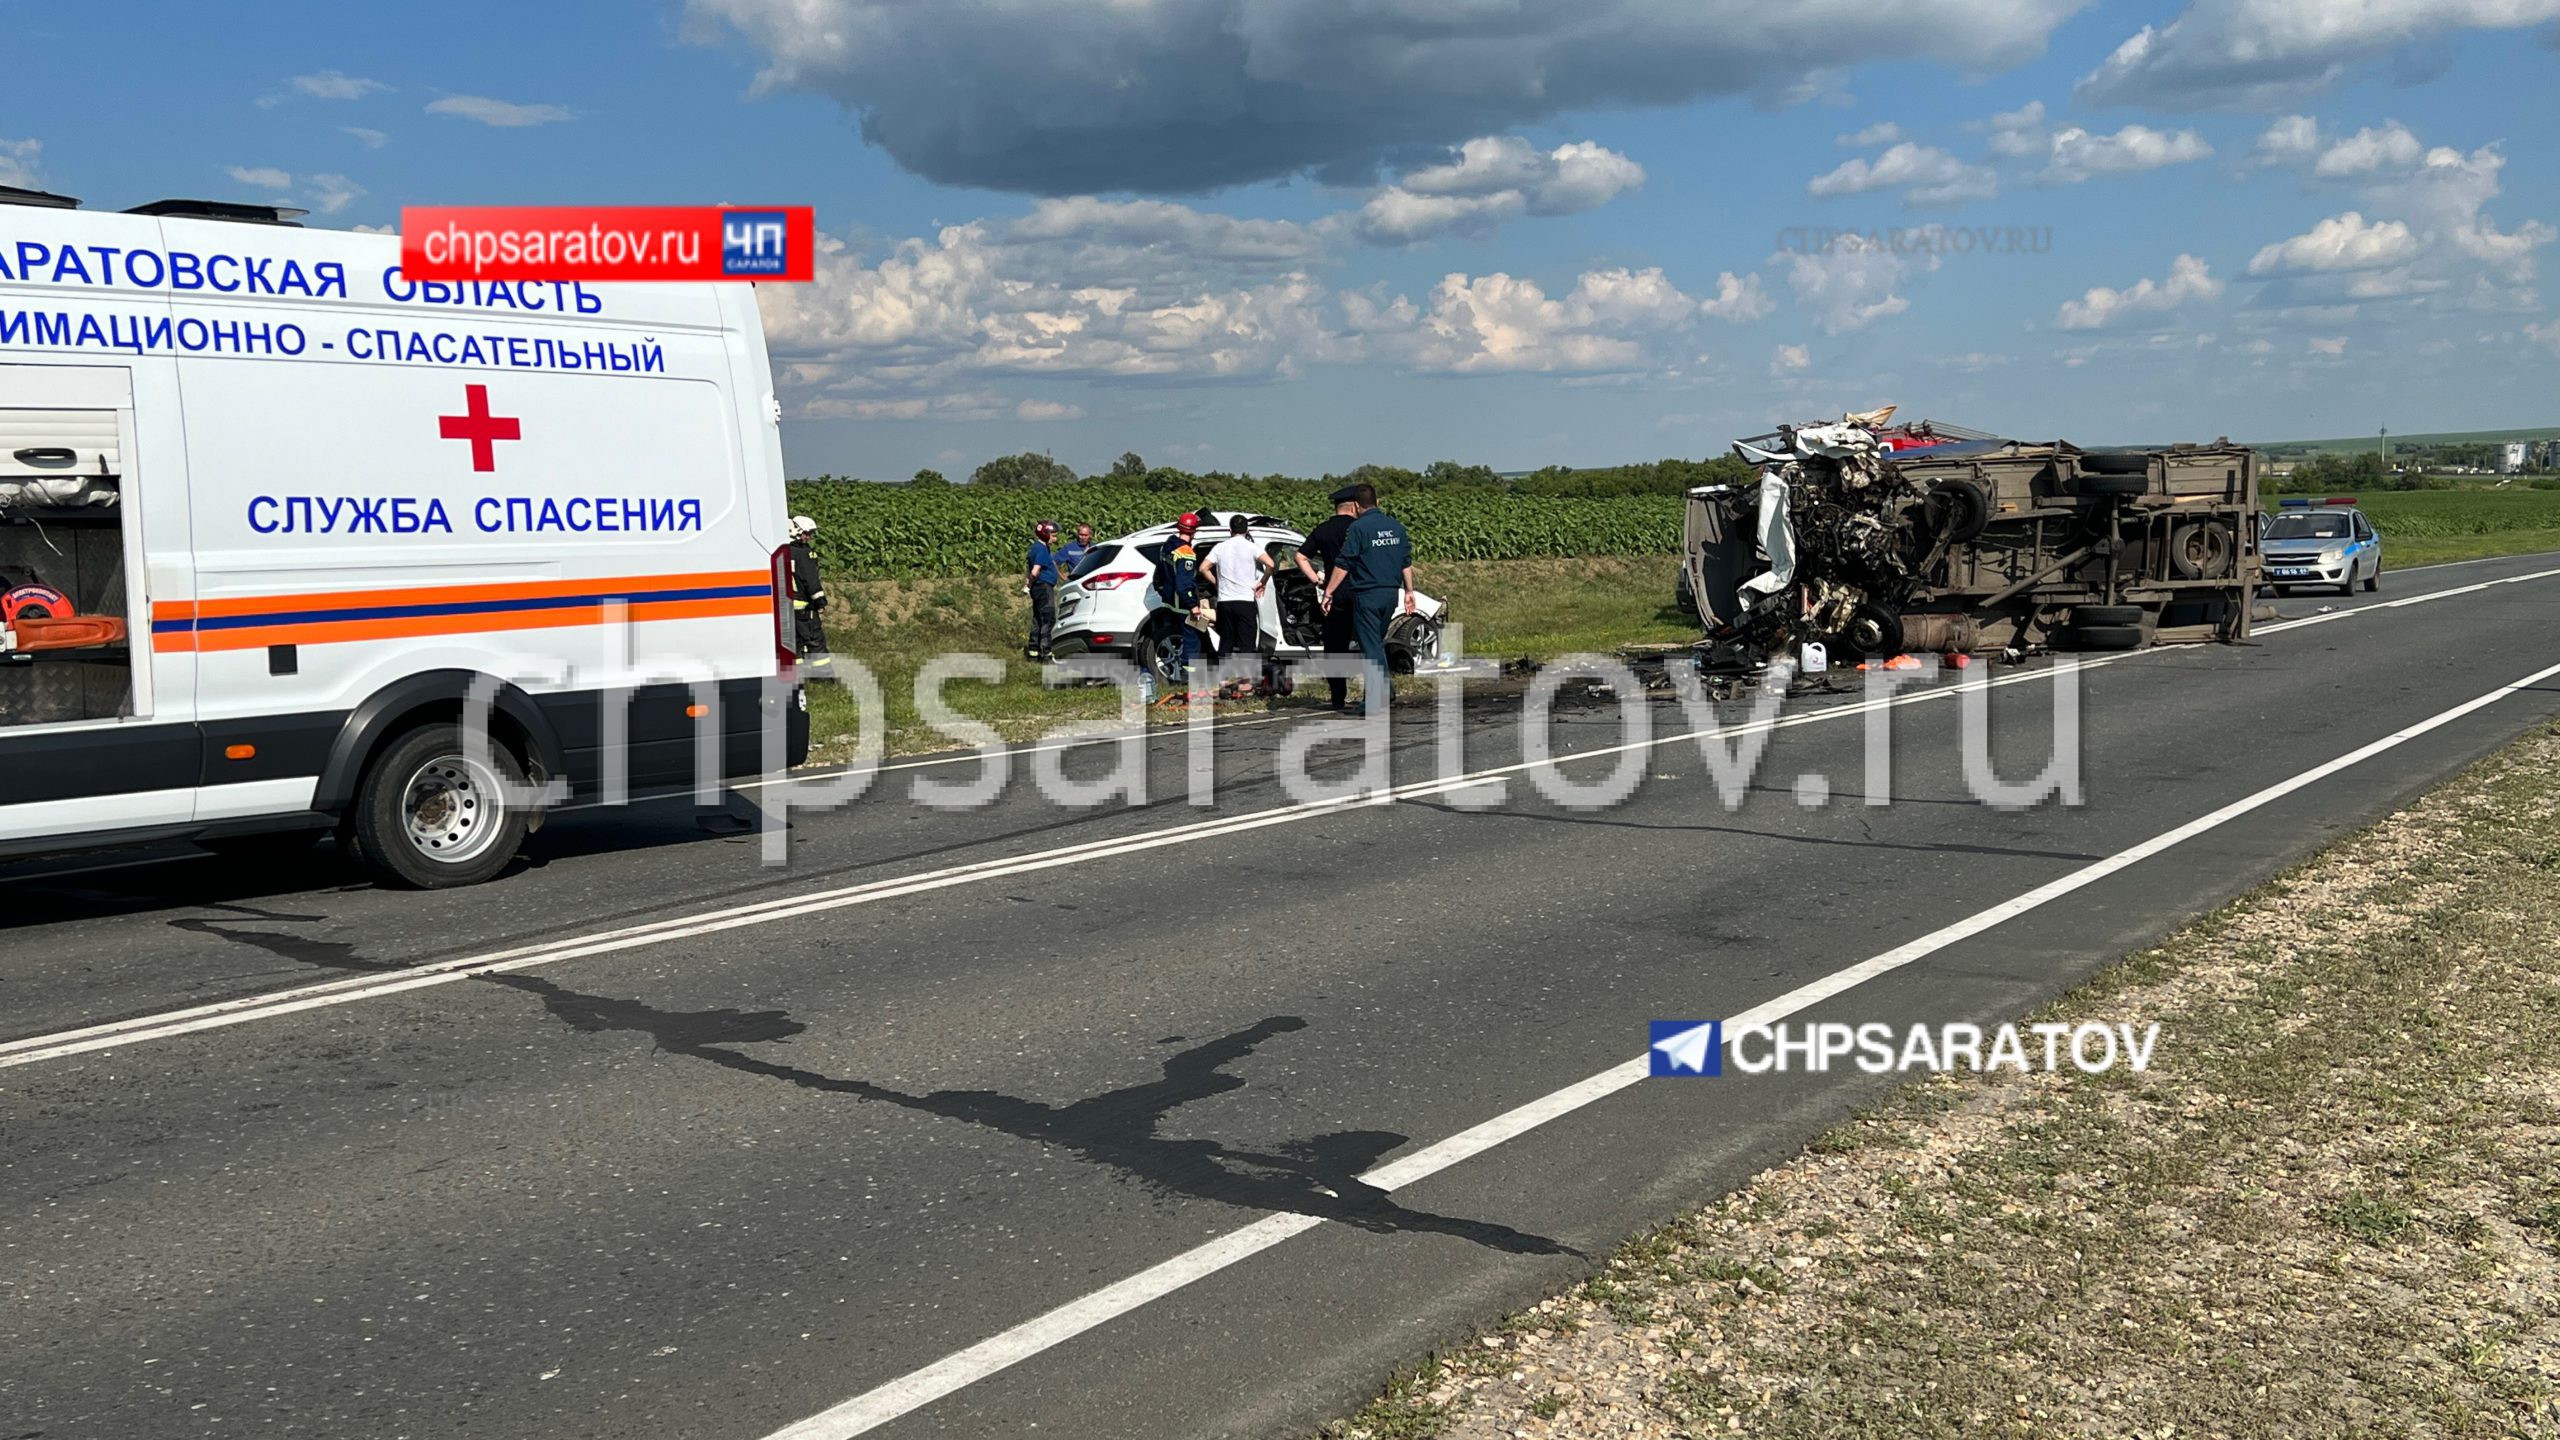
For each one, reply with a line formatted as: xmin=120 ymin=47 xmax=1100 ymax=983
xmin=2531 ymin=439 xmax=2560 ymax=471
xmin=2500 ymin=441 xmax=2529 ymax=473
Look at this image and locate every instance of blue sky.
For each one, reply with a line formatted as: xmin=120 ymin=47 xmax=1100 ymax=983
xmin=4 ymin=0 xmax=2556 ymax=478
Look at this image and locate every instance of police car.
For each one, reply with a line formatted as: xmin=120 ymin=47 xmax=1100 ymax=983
xmin=2262 ymin=497 xmax=2382 ymax=596
xmin=1047 ymin=512 xmax=1447 ymax=686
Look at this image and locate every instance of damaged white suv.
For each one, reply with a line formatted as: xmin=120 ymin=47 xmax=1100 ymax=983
xmin=1047 ymin=511 xmax=1449 ymax=686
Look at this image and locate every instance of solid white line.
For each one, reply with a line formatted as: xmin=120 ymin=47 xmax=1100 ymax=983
xmin=8 ymin=558 xmax=2555 ymax=1071
xmin=2385 ymin=547 xmax=2560 ymax=576
xmin=2257 ymin=564 xmax=2560 ymax=634
xmin=756 ymin=652 xmax=2560 ymax=1440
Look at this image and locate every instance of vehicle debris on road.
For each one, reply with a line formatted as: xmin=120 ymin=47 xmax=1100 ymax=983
xmin=1679 ymin=407 xmax=2262 ymax=678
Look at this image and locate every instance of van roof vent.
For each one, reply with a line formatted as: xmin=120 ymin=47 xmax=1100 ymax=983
xmin=123 ymin=198 xmax=308 ymax=226
xmin=0 ymin=184 xmax=82 ymax=210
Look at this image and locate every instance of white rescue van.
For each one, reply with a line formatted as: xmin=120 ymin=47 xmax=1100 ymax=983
xmin=0 ymin=189 xmax=807 ymax=886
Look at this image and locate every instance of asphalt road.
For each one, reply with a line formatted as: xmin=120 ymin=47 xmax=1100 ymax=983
xmin=6 ymin=552 xmax=2560 ymax=1440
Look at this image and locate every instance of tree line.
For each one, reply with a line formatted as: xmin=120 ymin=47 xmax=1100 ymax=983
xmin=835 ymin=450 xmax=1759 ymax=499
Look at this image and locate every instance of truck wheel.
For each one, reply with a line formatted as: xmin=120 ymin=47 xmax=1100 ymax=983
xmin=1924 ymin=481 xmax=1990 ymax=542
xmin=1839 ymin=602 xmax=1903 ymax=658
xmin=2074 ymin=605 xmax=2145 ymax=627
xmin=2072 ymin=625 xmax=2146 ymax=651
xmin=349 ymin=723 xmax=532 ymax=889
xmin=2169 ymin=520 xmax=2235 ymax=579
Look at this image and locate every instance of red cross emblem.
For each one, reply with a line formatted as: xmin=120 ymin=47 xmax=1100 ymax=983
xmin=437 ymin=384 xmax=521 ymax=473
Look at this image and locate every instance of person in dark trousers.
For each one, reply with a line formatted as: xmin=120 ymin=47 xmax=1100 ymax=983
xmin=1200 ymin=514 xmax=1276 ymax=695
xmin=787 ymin=514 xmax=835 ymax=679
xmin=1318 ymin=484 xmax=1414 ymax=711
xmin=1057 ymin=523 xmax=1094 ymax=579
xmin=1294 ymin=486 xmax=1363 ymax=710
xmin=1150 ymin=513 xmax=1207 ymax=692
xmin=1024 ymin=520 xmax=1061 ymax=661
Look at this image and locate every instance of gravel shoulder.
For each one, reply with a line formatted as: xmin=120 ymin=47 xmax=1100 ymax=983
xmin=1328 ymin=721 xmax=2560 ymax=1440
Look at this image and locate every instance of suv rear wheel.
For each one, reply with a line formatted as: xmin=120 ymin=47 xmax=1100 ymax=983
xmin=349 ymin=723 xmax=533 ymax=888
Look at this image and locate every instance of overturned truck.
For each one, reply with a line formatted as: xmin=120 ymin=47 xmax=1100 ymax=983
xmin=1682 ymin=409 xmax=2259 ymax=668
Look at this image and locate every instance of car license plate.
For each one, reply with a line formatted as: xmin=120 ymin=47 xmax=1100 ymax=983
xmin=2271 ymin=566 xmax=2307 ymax=578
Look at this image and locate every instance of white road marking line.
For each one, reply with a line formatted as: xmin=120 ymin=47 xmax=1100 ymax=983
xmin=7 ymin=559 xmax=2555 ymax=1071
xmin=2257 ymin=565 xmax=2560 ymax=634
xmin=757 ymin=652 xmax=2560 ymax=1440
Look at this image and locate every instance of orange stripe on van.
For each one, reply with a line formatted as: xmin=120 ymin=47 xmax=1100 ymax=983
xmin=180 ymin=594 xmax=772 ymax=652
xmin=173 ymin=570 xmax=769 ymax=621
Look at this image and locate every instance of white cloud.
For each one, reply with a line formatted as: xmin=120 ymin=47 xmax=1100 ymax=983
xmin=2313 ymin=122 xmax=2425 ymax=177
xmin=1780 ymin=235 xmax=1933 ymax=334
xmin=2253 ymin=114 xmax=2322 ymax=166
xmin=2527 ymin=318 xmax=2560 ymax=353
xmin=342 ymin=126 xmax=389 ymax=149
xmin=1837 ymin=122 xmax=1906 ymax=147
xmin=1771 ymin=343 xmax=1812 ymax=374
xmin=2307 ymin=335 xmax=2348 ymax=355
xmin=1806 ymin=142 xmax=1996 ymax=208
xmin=292 ymin=70 xmax=387 ymax=101
xmin=1973 ymin=101 xmax=2049 ymax=158
xmin=2247 ymin=211 xmax=2423 ymax=274
xmin=2077 ymin=0 xmax=2560 ymax=108
xmin=1015 ymin=399 xmax=1085 ymax=421
xmin=261 ymin=70 xmax=389 ymax=107
xmin=0 ymin=137 xmax=38 ymax=190
xmin=303 ymin=174 xmax=365 ymax=216
xmin=2253 ymin=119 xmax=2557 ymax=310
xmin=1349 ymin=137 xmax=1644 ymax=244
xmin=2037 ymin=124 xmax=2212 ymax=183
xmin=426 ymin=95 xmax=575 ymax=127
xmin=227 ymin=165 xmax=293 ymax=190
xmin=690 ymin=0 xmax=2087 ymax=193
xmin=1366 ymin=267 xmax=1711 ymax=375
xmin=1696 ymin=270 xmax=1776 ymax=323
xmin=2056 ymin=253 xmax=2224 ymax=329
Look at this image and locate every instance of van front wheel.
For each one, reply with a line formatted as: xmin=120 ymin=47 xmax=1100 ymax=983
xmin=350 ymin=723 xmax=532 ymax=889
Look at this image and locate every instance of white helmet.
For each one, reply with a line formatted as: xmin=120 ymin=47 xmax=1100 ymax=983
xmin=790 ymin=514 xmax=817 ymax=537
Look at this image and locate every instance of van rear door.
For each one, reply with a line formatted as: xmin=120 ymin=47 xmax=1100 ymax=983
xmin=0 ymin=362 xmax=196 ymax=846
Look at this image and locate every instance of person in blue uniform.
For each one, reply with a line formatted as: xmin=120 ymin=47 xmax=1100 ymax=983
xmin=1056 ymin=523 xmax=1094 ymax=578
xmin=1317 ymin=484 xmax=1413 ymax=710
xmin=1292 ymin=486 xmax=1363 ymax=711
xmin=1024 ymin=520 xmax=1061 ymax=661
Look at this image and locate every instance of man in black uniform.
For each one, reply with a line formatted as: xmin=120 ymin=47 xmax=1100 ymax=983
xmin=1292 ymin=485 xmax=1363 ymax=711
xmin=787 ymin=514 xmax=834 ymax=680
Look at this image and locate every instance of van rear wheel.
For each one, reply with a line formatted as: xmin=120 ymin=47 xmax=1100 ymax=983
xmin=350 ymin=723 xmax=532 ymax=889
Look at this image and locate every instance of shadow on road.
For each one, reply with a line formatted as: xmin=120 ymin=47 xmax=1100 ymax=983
xmin=486 ymin=972 xmax=1572 ymax=1256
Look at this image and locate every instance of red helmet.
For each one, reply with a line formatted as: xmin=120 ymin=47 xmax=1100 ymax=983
xmin=1034 ymin=520 xmax=1057 ymax=538
xmin=1175 ymin=512 xmax=1200 ymax=531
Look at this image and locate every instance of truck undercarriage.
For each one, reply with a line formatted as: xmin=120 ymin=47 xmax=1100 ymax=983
xmin=1682 ymin=409 xmax=2261 ymax=673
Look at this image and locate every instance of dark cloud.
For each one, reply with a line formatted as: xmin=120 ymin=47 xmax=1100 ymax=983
xmin=688 ymin=0 xmax=2084 ymax=194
